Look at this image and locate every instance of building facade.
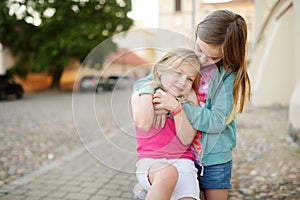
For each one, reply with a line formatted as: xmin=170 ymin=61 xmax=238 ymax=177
xmin=250 ymin=0 xmax=300 ymax=140
xmin=158 ymin=0 xmax=255 ymax=59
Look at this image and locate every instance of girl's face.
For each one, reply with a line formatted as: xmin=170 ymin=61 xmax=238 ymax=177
xmin=194 ymin=38 xmax=223 ymax=66
xmin=159 ymin=62 xmax=199 ymax=97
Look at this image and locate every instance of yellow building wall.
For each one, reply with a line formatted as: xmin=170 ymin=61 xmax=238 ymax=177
xmin=249 ymin=5 xmax=294 ymax=106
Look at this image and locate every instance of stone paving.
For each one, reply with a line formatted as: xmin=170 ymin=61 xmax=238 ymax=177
xmin=0 ymin=88 xmax=299 ymax=200
xmin=0 ymin=91 xmax=80 ymax=188
xmin=230 ymin=106 xmax=300 ymax=200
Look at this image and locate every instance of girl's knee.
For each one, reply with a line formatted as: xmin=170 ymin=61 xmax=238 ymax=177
xmin=162 ymin=164 xmax=178 ymax=182
xmin=149 ymin=163 xmax=178 ymax=187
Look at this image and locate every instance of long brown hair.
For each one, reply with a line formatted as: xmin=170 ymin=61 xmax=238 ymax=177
xmin=196 ymin=10 xmax=251 ymax=123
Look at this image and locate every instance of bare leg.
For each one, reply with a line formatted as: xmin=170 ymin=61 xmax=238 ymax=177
xmin=146 ymin=162 xmax=178 ymax=200
xmin=200 ymin=190 xmax=206 ymax=200
xmin=203 ymin=189 xmax=228 ymax=200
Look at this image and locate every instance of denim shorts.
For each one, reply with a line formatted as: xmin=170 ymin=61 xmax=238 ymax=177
xmin=196 ymin=160 xmax=232 ymax=189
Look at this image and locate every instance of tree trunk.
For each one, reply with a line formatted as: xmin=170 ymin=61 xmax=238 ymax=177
xmin=51 ymin=68 xmax=63 ymax=89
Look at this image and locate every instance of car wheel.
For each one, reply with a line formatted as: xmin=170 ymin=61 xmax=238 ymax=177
xmin=96 ymin=86 xmax=103 ymax=93
xmin=16 ymin=90 xmax=23 ymax=99
xmin=16 ymin=87 xmax=24 ymax=99
xmin=108 ymin=86 xmax=114 ymax=91
xmin=0 ymin=91 xmax=5 ymax=100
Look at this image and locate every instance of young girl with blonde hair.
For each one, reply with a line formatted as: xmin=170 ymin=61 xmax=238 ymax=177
xmin=132 ymin=48 xmax=201 ymax=200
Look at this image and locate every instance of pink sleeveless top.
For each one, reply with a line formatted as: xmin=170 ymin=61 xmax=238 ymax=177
xmin=136 ymin=117 xmax=194 ymax=161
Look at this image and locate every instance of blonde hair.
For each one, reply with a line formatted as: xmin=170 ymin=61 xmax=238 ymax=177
xmin=152 ymin=48 xmax=201 ymax=103
xmin=196 ymin=10 xmax=251 ymax=123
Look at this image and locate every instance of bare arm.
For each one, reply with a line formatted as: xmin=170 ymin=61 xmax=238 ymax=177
xmin=153 ymin=90 xmax=196 ymax=145
xmin=131 ymin=92 xmax=154 ymax=131
xmin=173 ymin=106 xmax=196 ymax=145
xmin=152 ymin=103 xmax=169 ymax=129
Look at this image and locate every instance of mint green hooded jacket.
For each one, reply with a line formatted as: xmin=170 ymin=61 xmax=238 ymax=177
xmin=133 ymin=65 xmax=236 ymax=167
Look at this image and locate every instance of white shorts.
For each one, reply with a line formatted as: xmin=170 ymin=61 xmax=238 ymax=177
xmin=136 ymin=158 xmax=200 ymax=200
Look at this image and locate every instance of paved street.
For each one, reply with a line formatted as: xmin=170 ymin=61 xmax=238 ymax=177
xmin=0 ymin=88 xmax=299 ymax=199
xmin=0 ymin=89 xmax=137 ymax=200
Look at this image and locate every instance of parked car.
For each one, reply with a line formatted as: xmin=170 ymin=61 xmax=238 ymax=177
xmin=79 ymin=76 xmax=100 ymax=92
xmin=79 ymin=75 xmax=133 ymax=93
xmin=0 ymin=75 xmax=24 ymax=100
xmin=96 ymin=76 xmax=116 ymax=92
xmin=101 ymin=75 xmax=133 ymax=90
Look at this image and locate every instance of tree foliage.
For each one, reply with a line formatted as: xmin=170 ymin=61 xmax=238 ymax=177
xmin=0 ymin=0 xmax=133 ymax=88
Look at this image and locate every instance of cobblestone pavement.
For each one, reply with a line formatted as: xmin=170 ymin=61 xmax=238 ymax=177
xmin=230 ymin=106 xmax=300 ymax=200
xmin=0 ymin=88 xmax=299 ymax=199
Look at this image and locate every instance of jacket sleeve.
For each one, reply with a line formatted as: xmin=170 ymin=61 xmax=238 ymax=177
xmin=133 ymin=74 xmax=154 ymax=92
xmin=183 ymin=73 xmax=235 ymax=133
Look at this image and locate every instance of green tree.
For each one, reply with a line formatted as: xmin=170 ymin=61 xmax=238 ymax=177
xmin=0 ymin=0 xmax=133 ymax=89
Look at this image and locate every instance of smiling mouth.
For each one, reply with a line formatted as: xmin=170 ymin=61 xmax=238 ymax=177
xmin=173 ymin=86 xmax=184 ymax=94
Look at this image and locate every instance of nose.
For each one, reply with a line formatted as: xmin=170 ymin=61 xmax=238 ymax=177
xmin=177 ymin=75 xmax=187 ymax=86
xmin=198 ymin=53 xmax=208 ymax=65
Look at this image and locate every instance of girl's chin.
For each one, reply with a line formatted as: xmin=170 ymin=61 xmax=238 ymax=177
xmin=168 ymin=88 xmax=186 ymax=97
xmin=172 ymin=91 xmax=185 ymax=97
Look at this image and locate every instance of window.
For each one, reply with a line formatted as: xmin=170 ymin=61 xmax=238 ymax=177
xmin=175 ymin=0 xmax=181 ymax=12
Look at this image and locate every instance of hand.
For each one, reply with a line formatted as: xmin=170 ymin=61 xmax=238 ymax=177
xmin=186 ymin=90 xmax=199 ymax=105
xmin=153 ymin=90 xmax=179 ymax=111
xmin=152 ymin=114 xmax=167 ymax=128
xmin=153 ymin=105 xmax=169 ymax=115
xmin=152 ymin=102 xmax=169 ymax=128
